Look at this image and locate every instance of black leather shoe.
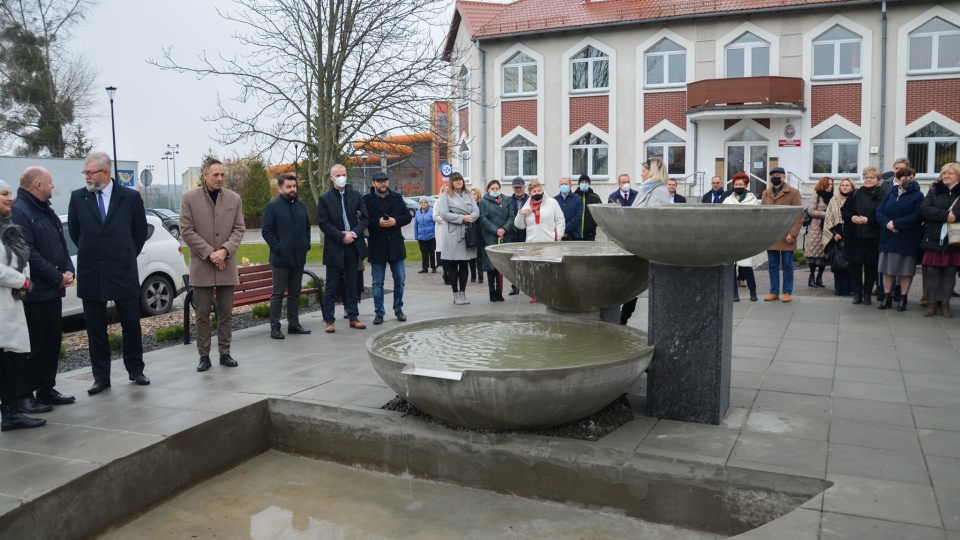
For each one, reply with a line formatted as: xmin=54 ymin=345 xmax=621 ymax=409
xmin=197 ymin=356 xmax=212 ymax=372
xmin=852 ymin=294 xmax=862 ymax=305
xmin=87 ymin=380 xmax=111 ymax=395
xmin=417 ymin=269 xmax=428 ymax=274
xmin=219 ymin=354 xmax=238 ymax=368
xmin=395 ymin=310 xmax=407 ymax=322
xmin=271 ymin=327 xmax=285 ymax=339
xmin=17 ymin=396 xmax=53 ymax=414
xmin=287 ymin=324 xmax=311 ymax=335
xmin=863 ymin=296 xmax=872 ymax=306
xmin=129 ymin=373 xmax=151 ymax=385
xmin=35 ymin=389 xmax=76 ymax=405
xmin=373 ymin=314 xmax=384 ymax=325
xmin=509 ymin=289 xmax=520 ymax=296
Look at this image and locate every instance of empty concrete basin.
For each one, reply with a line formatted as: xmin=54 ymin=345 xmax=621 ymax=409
xmin=590 ymin=203 xmax=804 ymax=267
xmin=485 ymin=242 xmax=649 ymax=312
xmin=367 ymin=314 xmax=654 ymax=430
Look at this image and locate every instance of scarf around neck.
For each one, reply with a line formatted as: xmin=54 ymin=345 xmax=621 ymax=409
xmin=530 ymin=197 xmax=542 ymax=224
xmin=0 ymin=214 xmax=30 ymax=272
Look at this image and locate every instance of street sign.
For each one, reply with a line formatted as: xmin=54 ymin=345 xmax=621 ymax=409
xmin=117 ymin=169 xmax=136 ymax=187
xmin=140 ymin=169 xmax=153 ymax=187
xmin=440 ymin=162 xmax=452 ymax=178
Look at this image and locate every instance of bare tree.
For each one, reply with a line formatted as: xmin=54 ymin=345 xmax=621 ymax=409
xmin=151 ymin=0 xmax=453 ymax=200
xmin=0 ymin=0 xmax=99 ymax=156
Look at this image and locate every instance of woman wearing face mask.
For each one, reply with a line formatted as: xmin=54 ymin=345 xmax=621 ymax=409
xmin=874 ymin=167 xmax=923 ymax=311
xmin=841 ymin=167 xmax=885 ymax=305
xmin=920 ymin=162 xmax=960 ymax=317
xmin=631 ymin=157 xmax=671 ymax=208
xmin=804 ymin=177 xmax=834 ymax=288
xmin=822 ymin=178 xmax=856 ymax=296
xmin=478 ymin=180 xmax=514 ymax=301
xmin=0 ymin=180 xmax=46 ymax=431
xmin=437 ymin=173 xmax=480 ymax=305
xmin=722 ymin=172 xmax=759 ymax=301
xmin=468 ymin=187 xmax=484 ymax=284
xmin=515 ymin=180 xmax=564 ymax=303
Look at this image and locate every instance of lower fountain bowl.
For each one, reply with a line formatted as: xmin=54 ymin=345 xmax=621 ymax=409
xmin=367 ymin=314 xmax=654 ymax=431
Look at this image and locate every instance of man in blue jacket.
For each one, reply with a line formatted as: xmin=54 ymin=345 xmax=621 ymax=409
xmin=11 ymin=166 xmax=76 ymax=412
xmin=262 ymin=173 xmax=312 ymax=339
xmin=554 ymin=177 xmax=583 ymax=241
xmin=364 ymin=171 xmax=412 ymax=325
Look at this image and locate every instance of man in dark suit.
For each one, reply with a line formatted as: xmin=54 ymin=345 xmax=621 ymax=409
xmin=608 ymin=174 xmax=638 ymax=206
xmin=262 ymin=172 xmax=311 ymax=340
xmin=67 ymin=152 xmax=149 ymax=394
xmin=702 ymin=176 xmax=727 ymax=203
xmin=666 ymin=178 xmax=687 ymax=203
xmin=506 ymin=176 xmax=528 ymax=295
xmin=317 ymin=163 xmax=368 ymax=333
xmin=363 ymin=171 xmax=412 ymax=325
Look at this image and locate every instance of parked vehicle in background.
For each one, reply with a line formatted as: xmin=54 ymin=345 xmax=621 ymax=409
xmin=145 ymin=208 xmax=181 ymax=239
xmin=402 ymin=197 xmax=419 ymax=218
xmin=61 ymin=215 xmax=189 ymax=318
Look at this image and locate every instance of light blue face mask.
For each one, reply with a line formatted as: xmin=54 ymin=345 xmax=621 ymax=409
xmin=559 ymin=184 xmax=570 ymax=195
xmin=489 ymin=190 xmax=500 ymax=198
xmin=580 ymin=183 xmax=589 ymax=192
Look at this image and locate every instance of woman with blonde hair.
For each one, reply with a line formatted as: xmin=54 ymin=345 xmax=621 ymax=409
xmin=841 ymin=167 xmax=884 ymax=305
xmin=805 ymin=176 xmax=834 ymax=287
xmin=514 ymin=180 xmax=564 ymax=242
xmin=822 ymin=178 xmax=856 ymax=295
xmin=920 ymin=162 xmax=960 ymax=317
xmin=631 ymin=157 xmax=670 ymax=208
xmin=436 ymin=172 xmax=480 ymax=305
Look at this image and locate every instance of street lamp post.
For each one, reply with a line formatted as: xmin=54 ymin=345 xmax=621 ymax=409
xmin=293 ymin=143 xmax=299 ymax=178
xmin=161 ymin=151 xmax=173 ymax=208
xmin=105 ymin=86 xmax=119 ymax=181
xmin=167 ymin=144 xmax=179 ymax=199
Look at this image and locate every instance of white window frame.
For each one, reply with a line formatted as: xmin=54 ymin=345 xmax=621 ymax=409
xmin=812 ymin=26 xmax=862 ymax=80
xmin=725 ymin=33 xmax=770 ymax=78
xmin=459 ymin=141 xmax=471 ymax=182
xmin=570 ymin=133 xmax=609 ymax=180
xmin=644 ymin=39 xmax=686 ymax=89
xmin=906 ymin=123 xmax=960 ymax=177
xmin=570 ymin=46 xmax=609 ymax=92
xmin=811 ymin=127 xmax=860 ymax=176
xmin=908 ymin=17 xmax=960 ymax=75
xmin=644 ymin=131 xmax=686 ymax=176
xmin=503 ymin=135 xmax=538 ymax=179
xmin=502 ymin=52 xmax=537 ymax=97
xmin=457 ymin=67 xmax=469 ymax=108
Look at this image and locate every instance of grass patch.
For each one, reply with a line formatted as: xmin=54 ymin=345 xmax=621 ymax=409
xmin=154 ymin=325 xmax=185 ymax=342
xmin=108 ymin=333 xmax=123 ymax=352
xmin=299 ymin=294 xmax=310 ymax=308
xmin=250 ymin=304 xmax=271 ymax=318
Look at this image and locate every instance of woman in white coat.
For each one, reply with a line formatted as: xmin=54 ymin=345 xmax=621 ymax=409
xmin=0 ymin=179 xmax=45 ymax=431
xmin=436 ymin=173 xmax=480 ymax=304
xmin=514 ymin=180 xmax=564 ymax=242
xmin=722 ymin=172 xmax=759 ymax=301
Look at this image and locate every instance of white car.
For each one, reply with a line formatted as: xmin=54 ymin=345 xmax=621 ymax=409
xmin=60 ymin=215 xmax=189 ymax=318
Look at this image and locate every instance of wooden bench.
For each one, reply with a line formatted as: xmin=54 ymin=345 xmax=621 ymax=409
xmin=182 ymin=263 xmax=323 ymax=345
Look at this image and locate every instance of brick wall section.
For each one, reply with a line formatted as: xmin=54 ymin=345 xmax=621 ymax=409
xmin=570 ymin=95 xmax=609 ymax=134
xmin=811 ymin=84 xmax=861 ymax=127
xmin=644 ymin=92 xmax=687 ymax=132
xmin=906 ymin=79 xmax=960 ymax=125
xmin=459 ymin=106 xmax=469 ymax=137
xmin=501 ymin=99 xmax=538 ymax=137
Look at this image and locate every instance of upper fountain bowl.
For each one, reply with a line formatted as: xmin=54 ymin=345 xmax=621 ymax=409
xmin=485 ymin=242 xmax=648 ymax=312
xmin=590 ymin=203 xmax=804 ymax=267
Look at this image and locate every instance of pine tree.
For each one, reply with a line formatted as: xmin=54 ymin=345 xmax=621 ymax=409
xmin=242 ymin=159 xmax=271 ymax=220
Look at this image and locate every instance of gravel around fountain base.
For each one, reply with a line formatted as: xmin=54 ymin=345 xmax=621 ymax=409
xmin=381 ymin=394 xmax=634 ymax=441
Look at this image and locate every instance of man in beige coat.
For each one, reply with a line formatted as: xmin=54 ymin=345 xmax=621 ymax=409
xmin=761 ymin=167 xmax=804 ymax=303
xmin=179 ymin=157 xmax=245 ymax=372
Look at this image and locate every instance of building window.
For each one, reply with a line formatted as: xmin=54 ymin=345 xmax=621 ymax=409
xmin=645 ymin=39 xmax=686 ymax=88
xmin=907 ymin=123 xmax=959 ymax=175
xmin=502 ymin=52 xmax=537 ymax=96
xmin=645 ymin=130 xmax=686 ymax=175
xmin=459 ymin=142 xmax=470 ymax=182
xmin=812 ymin=126 xmax=860 ymax=175
xmin=571 ymin=46 xmax=609 ymax=91
xmin=571 ymin=133 xmax=608 ymax=179
xmin=813 ymin=26 xmax=862 ymax=80
xmin=726 ymin=32 xmax=770 ymax=78
xmin=503 ymin=135 xmax=537 ymax=178
xmin=457 ymin=66 xmax=468 ymax=106
xmin=909 ymin=17 xmax=960 ymax=74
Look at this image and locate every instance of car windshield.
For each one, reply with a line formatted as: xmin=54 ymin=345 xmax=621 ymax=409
xmin=152 ymin=208 xmax=178 ymax=218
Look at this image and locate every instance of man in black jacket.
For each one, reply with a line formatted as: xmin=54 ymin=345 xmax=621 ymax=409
xmin=262 ymin=173 xmax=312 ymax=339
xmin=506 ymin=177 xmax=528 ymax=295
xmin=317 ymin=163 xmax=368 ymax=333
xmin=667 ymin=178 xmax=687 ymax=203
xmin=364 ymin=171 xmax=412 ymax=325
xmin=701 ymin=176 xmax=727 ymax=203
xmin=575 ymin=174 xmax=602 ymax=240
xmin=11 ymin=166 xmax=76 ymax=412
xmin=67 ymin=152 xmax=149 ymax=394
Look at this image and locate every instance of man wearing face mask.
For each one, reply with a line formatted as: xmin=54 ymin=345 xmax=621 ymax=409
xmin=760 ymin=167 xmax=804 ymax=302
xmin=363 ymin=171 xmax=412 ymax=325
xmin=608 ymin=174 xmax=638 ymax=206
xmin=317 ymin=164 xmax=368 ymax=333
xmin=575 ymin=174 xmax=602 ymax=241
xmin=507 ymin=177 xmax=528 ymax=295
xmin=554 ymin=177 xmax=583 ymax=241
xmin=261 ymin=173 xmax=311 ymax=339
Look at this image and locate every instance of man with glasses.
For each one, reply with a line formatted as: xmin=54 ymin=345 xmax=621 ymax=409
xmin=67 ymin=152 xmax=149 ymax=394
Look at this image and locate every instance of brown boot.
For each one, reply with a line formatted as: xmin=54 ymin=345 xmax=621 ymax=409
xmin=924 ymin=302 xmax=939 ymax=317
xmin=942 ymin=303 xmax=953 ymax=318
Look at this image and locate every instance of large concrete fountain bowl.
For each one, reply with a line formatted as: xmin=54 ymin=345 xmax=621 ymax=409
xmin=485 ymin=242 xmax=648 ymax=312
xmin=367 ymin=314 xmax=654 ymax=431
xmin=590 ymin=203 xmax=804 ymax=267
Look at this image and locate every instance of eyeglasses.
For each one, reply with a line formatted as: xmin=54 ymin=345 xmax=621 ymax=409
xmin=82 ymin=169 xmax=106 ymax=178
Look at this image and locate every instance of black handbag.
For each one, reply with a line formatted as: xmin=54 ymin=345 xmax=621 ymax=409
xmin=464 ymin=222 xmax=484 ymax=249
xmin=831 ymin=244 xmax=850 ymax=273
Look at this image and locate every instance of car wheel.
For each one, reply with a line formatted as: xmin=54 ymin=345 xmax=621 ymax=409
xmin=140 ymin=274 xmax=175 ymax=316
xmin=409 ymin=208 xmax=416 ymax=219
xmin=169 ymin=226 xmax=180 ymax=240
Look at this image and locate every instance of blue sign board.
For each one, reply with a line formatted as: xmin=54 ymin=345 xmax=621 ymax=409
xmin=439 ymin=162 xmax=452 ymax=178
xmin=117 ymin=169 xmax=136 ymax=187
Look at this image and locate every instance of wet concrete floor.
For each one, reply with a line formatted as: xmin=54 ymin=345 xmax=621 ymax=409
xmin=100 ymin=450 xmax=722 ymax=540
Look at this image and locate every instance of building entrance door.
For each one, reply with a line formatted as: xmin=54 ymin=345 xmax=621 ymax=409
xmin=725 ymin=128 xmax=769 ymax=196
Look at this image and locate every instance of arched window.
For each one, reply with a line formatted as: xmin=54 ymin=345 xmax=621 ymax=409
xmin=571 ymin=46 xmax=609 ymax=91
xmin=909 ymin=17 xmax=960 ymax=74
xmin=726 ymin=32 xmax=769 ymax=77
xmin=645 ymin=39 xmax=686 ymax=88
xmin=571 ymin=133 xmax=608 ymax=178
xmin=812 ymin=126 xmax=860 ymax=175
xmin=645 ymin=131 xmax=685 ymax=175
xmin=457 ymin=66 xmax=469 ymax=105
xmin=503 ymin=135 xmax=537 ymax=178
xmin=907 ymin=123 xmax=959 ymax=175
xmin=813 ymin=26 xmax=862 ymax=79
xmin=502 ymin=52 xmax=537 ymax=96
xmin=459 ymin=141 xmax=471 ymax=182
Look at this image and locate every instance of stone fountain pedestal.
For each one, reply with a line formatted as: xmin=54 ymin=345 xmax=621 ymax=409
xmin=646 ymin=263 xmax=734 ymax=425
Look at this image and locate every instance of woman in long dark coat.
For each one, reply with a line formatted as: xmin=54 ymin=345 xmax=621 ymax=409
xmin=478 ymin=179 xmax=515 ymax=302
xmin=920 ymin=162 xmax=960 ymax=317
xmin=841 ymin=167 xmax=885 ymax=305
xmin=875 ymin=167 xmax=924 ymax=312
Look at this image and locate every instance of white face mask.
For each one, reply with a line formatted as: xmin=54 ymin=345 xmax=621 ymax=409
xmin=620 ymin=183 xmax=630 ymax=193
xmin=334 ymin=175 xmax=347 ymax=188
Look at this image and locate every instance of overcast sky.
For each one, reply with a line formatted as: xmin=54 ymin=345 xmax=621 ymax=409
xmin=79 ymin=0 xmax=455 ymax=186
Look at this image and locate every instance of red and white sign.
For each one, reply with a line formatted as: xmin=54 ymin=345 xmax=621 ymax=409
xmin=779 ymin=139 xmax=801 ymax=147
